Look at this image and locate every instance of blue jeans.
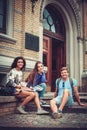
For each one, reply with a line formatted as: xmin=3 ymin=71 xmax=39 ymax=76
xmin=36 ymin=83 xmax=46 ymax=99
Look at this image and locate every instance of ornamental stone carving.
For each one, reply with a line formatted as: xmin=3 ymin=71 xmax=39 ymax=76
xmin=40 ymin=0 xmax=81 ymax=36
xmin=67 ymin=0 xmax=81 ymax=36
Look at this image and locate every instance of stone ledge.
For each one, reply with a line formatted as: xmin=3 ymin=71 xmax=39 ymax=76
xmin=0 ymin=92 xmax=87 ymax=116
xmin=0 ymin=96 xmax=17 ymax=103
xmin=0 ymin=33 xmax=16 ymax=44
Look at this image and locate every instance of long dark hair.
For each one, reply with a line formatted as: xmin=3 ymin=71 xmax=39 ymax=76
xmin=11 ymin=56 xmax=26 ymax=70
xmin=26 ymin=61 xmax=43 ymax=83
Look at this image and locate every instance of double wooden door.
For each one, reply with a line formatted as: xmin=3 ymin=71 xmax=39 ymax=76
xmin=43 ymin=36 xmax=65 ymax=92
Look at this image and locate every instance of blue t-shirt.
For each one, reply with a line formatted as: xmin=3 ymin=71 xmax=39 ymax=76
xmin=56 ymin=78 xmax=77 ymax=97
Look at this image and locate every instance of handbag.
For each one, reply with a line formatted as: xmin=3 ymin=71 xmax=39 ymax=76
xmin=0 ymin=80 xmax=16 ymax=96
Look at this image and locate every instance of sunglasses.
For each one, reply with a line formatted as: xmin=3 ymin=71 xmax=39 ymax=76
xmin=62 ymin=82 xmax=65 ymax=88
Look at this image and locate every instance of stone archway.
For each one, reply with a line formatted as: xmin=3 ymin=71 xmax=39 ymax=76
xmin=39 ymin=0 xmax=83 ymax=87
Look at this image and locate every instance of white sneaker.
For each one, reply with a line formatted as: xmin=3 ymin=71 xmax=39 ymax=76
xmin=17 ymin=106 xmax=28 ymax=114
xmin=36 ymin=109 xmax=49 ymax=115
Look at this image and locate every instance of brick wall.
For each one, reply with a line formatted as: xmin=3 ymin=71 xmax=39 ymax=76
xmin=0 ymin=0 xmax=41 ymax=61
xmin=0 ymin=0 xmax=42 ymax=84
xmin=13 ymin=0 xmax=41 ymax=59
xmin=0 ymin=96 xmax=18 ymax=116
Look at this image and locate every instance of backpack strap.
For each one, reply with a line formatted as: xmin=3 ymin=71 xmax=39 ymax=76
xmin=55 ymin=78 xmax=61 ymax=92
xmin=69 ymin=78 xmax=76 ymax=99
xmin=56 ymin=78 xmax=72 ymax=92
xmin=69 ymin=77 xmax=73 ymax=89
xmin=56 ymin=77 xmax=73 ymax=88
xmin=56 ymin=78 xmax=61 ymax=87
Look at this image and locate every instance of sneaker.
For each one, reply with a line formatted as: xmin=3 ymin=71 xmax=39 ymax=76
xmin=34 ymin=85 xmax=43 ymax=91
xmin=36 ymin=109 xmax=49 ymax=115
xmin=17 ymin=106 xmax=28 ymax=114
xmin=51 ymin=112 xmax=62 ymax=119
xmin=58 ymin=109 xmax=62 ymax=113
xmin=40 ymin=100 xmax=46 ymax=105
xmin=41 ymin=104 xmax=50 ymax=107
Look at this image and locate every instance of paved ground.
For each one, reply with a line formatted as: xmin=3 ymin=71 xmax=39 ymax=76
xmin=0 ymin=92 xmax=87 ymax=130
xmin=0 ymin=111 xmax=87 ymax=130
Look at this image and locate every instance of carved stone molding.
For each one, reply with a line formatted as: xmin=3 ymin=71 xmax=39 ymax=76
xmin=40 ymin=0 xmax=44 ymax=22
xmin=40 ymin=0 xmax=81 ymax=36
xmin=67 ymin=0 xmax=81 ymax=36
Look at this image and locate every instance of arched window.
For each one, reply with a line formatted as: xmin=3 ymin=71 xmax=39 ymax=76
xmin=43 ymin=6 xmax=64 ymax=36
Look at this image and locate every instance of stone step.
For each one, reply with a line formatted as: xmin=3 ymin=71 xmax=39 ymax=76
xmin=43 ymin=92 xmax=87 ymax=102
xmin=25 ymin=101 xmax=87 ymax=114
xmin=25 ymin=92 xmax=87 ymax=113
xmin=79 ymin=96 xmax=87 ymax=102
xmin=79 ymin=92 xmax=87 ymax=96
xmin=63 ymin=102 xmax=87 ymax=113
xmin=44 ymin=92 xmax=87 ymax=98
xmin=0 ymin=92 xmax=87 ymax=116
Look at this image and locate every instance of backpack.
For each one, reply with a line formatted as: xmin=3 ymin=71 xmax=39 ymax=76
xmin=0 ymin=80 xmax=15 ymax=96
xmin=56 ymin=78 xmax=75 ymax=100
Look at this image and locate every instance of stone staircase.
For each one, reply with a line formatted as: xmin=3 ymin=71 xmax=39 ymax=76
xmin=63 ymin=92 xmax=87 ymax=113
xmin=0 ymin=92 xmax=87 ymax=116
xmin=25 ymin=92 xmax=87 ymax=113
xmin=79 ymin=92 xmax=87 ymax=102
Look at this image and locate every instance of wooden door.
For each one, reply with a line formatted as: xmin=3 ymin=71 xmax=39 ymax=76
xmin=43 ymin=36 xmax=65 ymax=92
xmin=43 ymin=36 xmax=52 ymax=87
xmin=51 ymin=39 xmax=65 ymax=91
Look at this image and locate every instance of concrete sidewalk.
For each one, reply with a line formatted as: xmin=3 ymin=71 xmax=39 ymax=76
xmin=0 ymin=111 xmax=87 ymax=130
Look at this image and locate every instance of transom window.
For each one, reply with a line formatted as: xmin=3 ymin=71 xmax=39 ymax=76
xmin=43 ymin=6 xmax=64 ymax=35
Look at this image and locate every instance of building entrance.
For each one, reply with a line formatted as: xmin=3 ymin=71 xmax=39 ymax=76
xmin=43 ymin=5 xmax=66 ymax=91
xmin=43 ymin=35 xmax=65 ymax=92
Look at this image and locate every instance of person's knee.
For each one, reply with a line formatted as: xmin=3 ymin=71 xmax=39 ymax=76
xmin=34 ymin=92 xmax=39 ymax=97
xmin=50 ymin=99 xmax=53 ymax=105
xmin=40 ymin=83 xmax=46 ymax=89
xmin=50 ymin=99 xmax=56 ymax=105
xmin=30 ymin=92 xmax=36 ymax=98
xmin=64 ymin=89 xmax=69 ymax=93
xmin=63 ymin=89 xmax=69 ymax=94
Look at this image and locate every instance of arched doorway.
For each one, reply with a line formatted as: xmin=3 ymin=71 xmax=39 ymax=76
xmin=43 ymin=5 xmax=66 ymax=91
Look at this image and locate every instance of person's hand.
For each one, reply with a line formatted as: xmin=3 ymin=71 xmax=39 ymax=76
xmin=29 ymin=86 xmax=34 ymax=91
xmin=16 ymin=85 xmax=21 ymax=89
xmin=79 ymin=102 xmax=87 ymax=106
xmin=23 ymin=86 xmax=34 ymax=92
xmin=28 ymin=88 xmax=34 ymax=91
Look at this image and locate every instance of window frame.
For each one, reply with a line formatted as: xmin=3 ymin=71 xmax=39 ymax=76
xmin=0 ymin=0 xmax=7 ymax=34
xmin=0 ymin=0 xmax=16 ymax=44
xmin=0 ymin=0 xmax=14 ymax=36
